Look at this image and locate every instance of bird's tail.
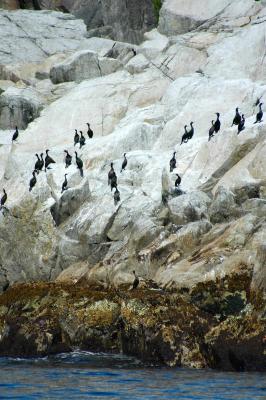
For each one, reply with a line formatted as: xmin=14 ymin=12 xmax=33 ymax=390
xmin=29 ymin=187 xmax=32 ymax=192
xmin=80 ymin=168 xmax=84 ymax=177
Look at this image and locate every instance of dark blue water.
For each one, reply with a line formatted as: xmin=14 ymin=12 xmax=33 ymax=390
xmin=0 ymin=352 xmax=265 ymax=399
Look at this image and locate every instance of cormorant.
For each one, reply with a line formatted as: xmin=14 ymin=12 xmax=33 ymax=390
xmin=79 ymin=131 xmax=86 ymax=149
xmin=34 ymin=153 xmax=43 ymax=173
xmin=132 ymin=270 xmax=139 ymax=290
xmin=110 ymin=174 xmax=117 ymax=191
xmin=120 ymin=153 xmax=127 ymax=173
xmin=75 ymin=151 xmax=83 ymax=177
xmin=169 ymin=152 xmax=176 ymax=172
xmin=108 ymin=162 xmax=116 ymax=185
xmin=64 ymin=150 xmax=72 ymax=168
xmin=175 ymin=173 xmax=181 ymax=187
xmin=214 ymin=112 xmax=221 ymax=133
xmin=131 ymin=48 xmax=136 ymax=56
xmin=29 ymin=170 xmax=37 ymax=192
xmin=61 ymin=174 xmax=68 ymax=193
xmin=254 ymin=103 xmax=263 ymax=124
xmin=12 ymin=126 xmax=19 ymax=142
xmin=208 ymin=120 xmax=215 ymax=141
xmin=45 ymin=149 xmax=56 ymax=171
xmin=114 ymin=187 xmax=120 ymax=205
xmin=87 ymin=123 xmax=93 ymax=139
xmin=187 ymin=121 xmax=194 ymax=140
xmin=232 ymin=108 xmax=241 ymax=126
xmin=254 ymin=96 xmax=262 ymax=107
xmin=74 ymin=129 xmax=80 ymax=146
xmin=181 ymin=125 xmax=189 ymax=144
xmin=0 ymin=189 xmax=7 ymax=209
xmin=238 ymin=114 xmax=245 ymax=134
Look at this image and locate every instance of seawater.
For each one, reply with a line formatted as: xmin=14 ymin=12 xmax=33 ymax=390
xmin=0 ymin=351 xmax=265 ymax=399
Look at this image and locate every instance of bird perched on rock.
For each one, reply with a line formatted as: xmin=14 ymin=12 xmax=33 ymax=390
xmin=254 ymin=103 xmax=263 ymax=124
xmin=87 ymin=123 xmax=93 ymax=139
xmin=12 ymin=126 xmax=19 ymax=142
xmin=214 ymin=112 xmax=221 ymax=133
xmin=208 ymin=120 xmax=215 ymax=141
xmin=238 ymin=114 xmax=245 ymax=134
xmin=34 ymin=153 xmax=44 ymax=173
xmin=232 ymin=107 xmax=241 ymax=126
xmin=114 ymin=187 xmax=120 ymax=205
xmin=0 ymin=189 xmax=7 ymax=210
xmin=108 ymin=162 xmax=116 ymax=185
xmin=79 ymin=131 xmax=86 ymax=149
xmin=169 ymin=152 xmax=176 ymax=172
xmin=187 ymin=121 xmax=194 ymax=140
xmin=131 ymin=48 xmax=136 ymax=56
xmin=64 ymin=150 xmax=72 ymax=168
xmin=45 ymin=149 xmax=56 ymax=171
xmin=132 ymin=270 xmax=139 ymax=290
xmin=61 ymin=174 xmax=68 ymax=193
xmin=180 ymin=125 xmax=189 ymax=144
xmin=120 ymin=153 xmax=127 ymax=173
xmin=29 ymin=170 xmax=37 ymax=192
xmin=74 ymin=129 xmax=80 ymax=146
xmin=175 ymin=173 xmax=181 ymax=187
xmin=75 ymin=151 xmax=83 ymax=177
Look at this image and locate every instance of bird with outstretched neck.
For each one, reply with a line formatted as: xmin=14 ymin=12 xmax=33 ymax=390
xmin=45 ymin=149 xmax=56 ymax=171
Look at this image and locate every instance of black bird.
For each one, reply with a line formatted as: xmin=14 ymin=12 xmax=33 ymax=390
xmin=79 ymin=131 xmax=86 ymax=149
xmin=175 ymin=173 xmax=181 ymax=187
xmin=61 ymin=174 xmax=68 ymax=193
xmin=108 ymin=162 xmax=116 ymax=185
xmin=120 ymin=153 xmax=127 ymax=173
xmin=114 ymin=187 xmax=120 ymax=205
xmin=45 ymin=149 xmax=56 ymax=171
xmin=254 ymin=96 xmax=262 ymax=107
xmin=87 ymin=123 xmax=93 ymax=139
xmin=29 ymin=170 xmax=37 ymax=192
xmin=131 ymin=48 xmax=136 ymax=56
xmin=0 ymin=189 xmax=7 ymax=209
xmin=214 ymin=112 xmax=221 ymax=133
xmin=238 ymin=114 xmax=245 ymax=134
xmin=74 ymin=129 xmax=80 ymax=146
xmin=75 ymin=151 xmax=83 ymax=177
xmin=110 ymin=174 xmax=117 ymax=191
xmin=12 ymin=126 xmax=19 ymax=142
xmin=232 ymin=107 xmax=241 ymax=126
xmin=187 ymin=121 xmax=194 ymax=140
xmin=132 ymin=270 xmax=139 ymax=290
xmin=34 ymin=153 xmax=44 ymax=173
xmin=64 ymin=150 xmax=72 ymax=168
xmin=169 ymin=152 xmax=176 ymax=172
xmin=208 ymin=120 xmax=215 ymax=141
xmin=254 ymin=103 xmax=263 ymax=124
xmin=180 ymin=125 xmax=189 ymax=144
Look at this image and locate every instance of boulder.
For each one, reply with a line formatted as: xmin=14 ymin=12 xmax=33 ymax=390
xmin=209 ymin=186 xmax=241 ymax=224
xmin=0 ymin=87 xmax=44 ymax=129
xmin=50 ymin=50 xmax=121 ymax=84
xmin=168 ymin=191 xmax=211 ymax=225
xmin=125 ymin=54 xmax=150 ymax=74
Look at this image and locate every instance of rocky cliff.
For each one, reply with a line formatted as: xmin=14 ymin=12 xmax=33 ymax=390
xmin=0 ymin=0 xmax=158 ymax=43
xmin=0 ymin=0 xmax=265 ymax=370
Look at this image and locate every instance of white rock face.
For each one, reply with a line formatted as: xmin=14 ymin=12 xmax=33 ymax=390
xmin=0 ymin=4 xmax=265 ymax=291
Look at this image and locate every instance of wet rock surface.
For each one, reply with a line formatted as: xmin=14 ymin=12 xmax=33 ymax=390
xmin=0 ymin=279 xmax=264 ymax=371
